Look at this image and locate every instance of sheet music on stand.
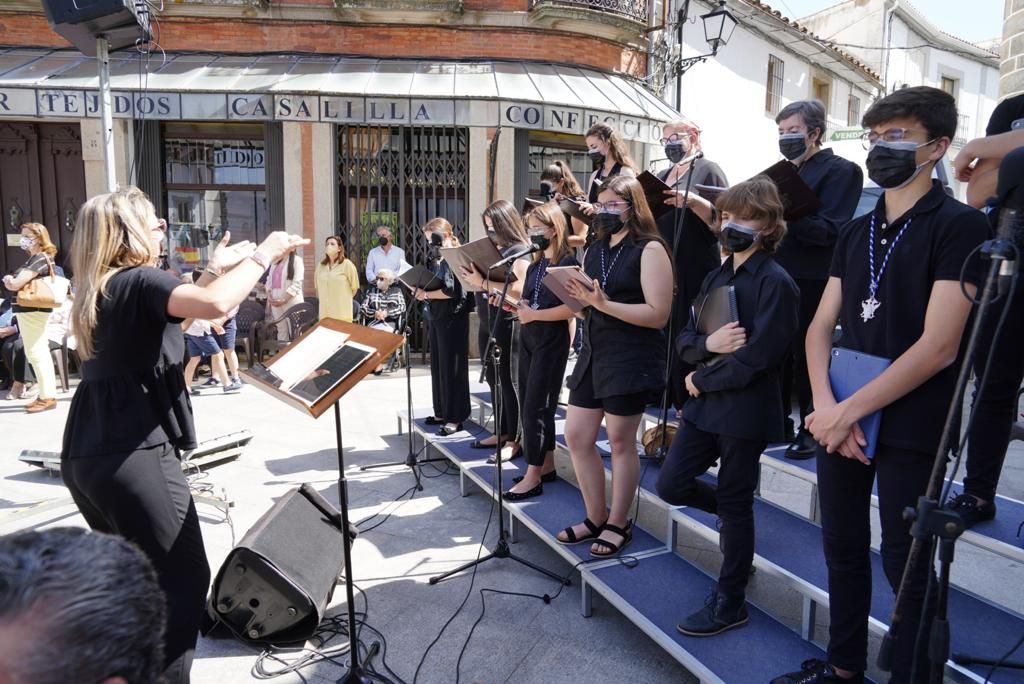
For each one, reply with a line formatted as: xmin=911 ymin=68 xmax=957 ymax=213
xmin=243 ymin=319 xmax=404 ymax=418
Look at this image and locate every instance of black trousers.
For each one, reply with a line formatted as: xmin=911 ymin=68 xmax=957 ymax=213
xmin=818 ymin=444 xmax=936 ymax=681
xmin=1 ymin=334 xmax=34 ymax=384
xmin=655 ymin=420 xmax=765 ymax=596
xmin=964 ymin=274 xmax=1024 ymax=502
xmin=781 ymin=277 xmax=827 ymax=427
xmin=518 ymin=320 xmax=569 ymax=467
xmin=61 ymin=442 xmax=211 ymax=684
xmin=428 ymin=312 xmax=471 ymax=424
xmin=478 ymin=308 xmax=519 ymax=439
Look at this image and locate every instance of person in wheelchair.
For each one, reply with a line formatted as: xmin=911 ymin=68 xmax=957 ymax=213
xmin=360 ymin=268 xmax=406 ymax=374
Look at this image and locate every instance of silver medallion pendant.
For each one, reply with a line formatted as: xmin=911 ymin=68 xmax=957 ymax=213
xmin=531 ymin=301 xmax=540 ymax=310
xmin=860 ymin=296 xmax=880 ymax=322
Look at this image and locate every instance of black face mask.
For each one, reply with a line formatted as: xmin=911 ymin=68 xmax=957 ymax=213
xmin=588 ymin=149 xmax=606 ymax=166
xmin=865 ymin=140 xmax=931 ymax=189
xmin=719 ymin=223 xmax=758 ymax=254
xmin=664 ymin=141 xmax=688 ymax=165
xmin=378 ymin=236 xmax=388 ymax=247
xmin=529 ymin=233 xmax=550 ymax=250
xmin=778 ymin=132 xmax=808 ymax=161
xmin=429 ymin=232 xmax=443 ymax=246
xmin=592 ymin=212 xmax=626 ymax=241
xmin=539 ymin=180 xmax=556 ymax=200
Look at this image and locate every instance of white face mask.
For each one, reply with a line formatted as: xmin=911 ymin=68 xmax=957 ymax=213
xmin=19 ymin=236 xmax=35 ymax=252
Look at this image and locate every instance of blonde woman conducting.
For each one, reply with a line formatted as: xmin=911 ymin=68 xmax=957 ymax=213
xmin=2 ymin=222 xmax=61 ymax=413
xmin=61 ymin=186 xmax=307 ymax=683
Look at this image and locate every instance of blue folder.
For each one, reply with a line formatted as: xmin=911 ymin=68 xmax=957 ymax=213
xmin=828 ymin=347 xmax=892 ymax=459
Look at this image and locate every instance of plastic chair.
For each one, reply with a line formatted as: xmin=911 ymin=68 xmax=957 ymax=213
xmin=233 ymin=300 xmax=265 ymax=369
xmin=256 ymin=302 xmax=317 ymax=362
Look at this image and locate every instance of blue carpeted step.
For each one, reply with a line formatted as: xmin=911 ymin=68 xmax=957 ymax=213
xmin=675 ymin=497 xmax=1024 ymax=683
xmin=585 ymin=552 xmax=830 ymax=684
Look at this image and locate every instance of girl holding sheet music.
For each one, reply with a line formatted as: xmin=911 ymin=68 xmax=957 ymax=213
xmin=503 ymin=201 xmax=578 ymax=501
xmin=654 ymin=177 xmax=798 ymax=638
xmin=556 ymin=175 xmax=672 ymax=558
xmin=415 ymin=217 xmax=472 ymax=437
xmin=459 ymin=200 xmax=531 ymax=457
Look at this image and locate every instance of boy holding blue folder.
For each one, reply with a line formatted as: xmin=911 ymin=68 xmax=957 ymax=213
xmin=772 ymin=88 xmax=990 ymax=683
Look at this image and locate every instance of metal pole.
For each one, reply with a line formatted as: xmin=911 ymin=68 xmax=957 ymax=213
xmin=675 ymin=0 xmax=689 ymax=112
xmin=96 ymin=35 xmax=117 ymax=193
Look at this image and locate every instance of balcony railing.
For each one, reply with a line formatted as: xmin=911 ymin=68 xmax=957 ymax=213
xmin=953 ymin=113 xmax=971 ymax=147
xmin=529 ymin=0 xmax=649 ymax=24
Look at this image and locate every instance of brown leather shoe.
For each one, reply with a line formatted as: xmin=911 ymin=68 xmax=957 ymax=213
xmin=25 ymin=398 xmax=57 ymax=413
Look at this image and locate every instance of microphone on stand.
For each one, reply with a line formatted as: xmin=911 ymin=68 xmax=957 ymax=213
xmin=489 ymin=243 xmax=541 ymax=270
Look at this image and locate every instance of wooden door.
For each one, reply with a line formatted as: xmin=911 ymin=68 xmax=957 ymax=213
xmin=38 ymin=123 xmax=86 ymax=275
xmin=0 ymin=122 xmax=43 ymax=279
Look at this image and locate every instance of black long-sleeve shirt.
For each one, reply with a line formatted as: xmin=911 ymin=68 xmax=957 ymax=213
xmin=774 ymin=148 xmax=863 ymax=281
xmin=679 ymin=250 xmax=799 ymax=442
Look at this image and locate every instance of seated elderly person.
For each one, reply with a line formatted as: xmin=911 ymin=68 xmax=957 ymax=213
xmin=0 ymin=527 xmax=166 ymax=684
xmin=359 ymin=268 xmax=406 ymax=374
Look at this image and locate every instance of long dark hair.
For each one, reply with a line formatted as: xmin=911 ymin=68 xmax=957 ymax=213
xmin=585 ymin=122 xmax=637 ymax=172
xmin=540 ymin=161 xmax=584 ymax=198
xmin=600 ymin=176 xmax=665 ymax=246
xmin=482 ymin=199 xmax=529 ymax=249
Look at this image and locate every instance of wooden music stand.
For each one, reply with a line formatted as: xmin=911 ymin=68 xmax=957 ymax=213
xmin=242 ymin=319 xmax=402 ymax=683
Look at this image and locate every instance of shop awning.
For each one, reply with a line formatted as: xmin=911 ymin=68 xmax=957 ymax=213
xmin=0 ymin=49 xmax=679 ymax=142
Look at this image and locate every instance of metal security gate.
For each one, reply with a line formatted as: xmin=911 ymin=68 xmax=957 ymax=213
xmin=337 ymin=125 xmax=469 ymax=351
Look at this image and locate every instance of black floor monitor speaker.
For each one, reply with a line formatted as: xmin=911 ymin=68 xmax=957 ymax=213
xmin=40 ymin=0 xmax=152 ymax=55
xmin=205 ymin=484 xmax=353 ymax=645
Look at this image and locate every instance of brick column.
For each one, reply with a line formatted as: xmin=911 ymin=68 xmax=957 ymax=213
xmin=1002 ymin=0 xmax=1024 ymax=96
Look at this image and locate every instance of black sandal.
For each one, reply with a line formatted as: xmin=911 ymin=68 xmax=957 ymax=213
xmin=590 ymin=521 xmax=633 ymax=558
xmin=557 ymin=517 xmax=606 ymax=546
xmin=437 ymin=422 xmax=463 ymax=436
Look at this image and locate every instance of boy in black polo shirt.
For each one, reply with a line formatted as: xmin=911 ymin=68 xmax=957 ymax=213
xmin=656 ymin=176 xmax=799 ymax=637
xmin=771 ymin=87 xmax=990 ymax=683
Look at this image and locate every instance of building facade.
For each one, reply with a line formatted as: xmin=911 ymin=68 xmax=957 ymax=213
xmin=653 ymin=0 xmax=881 ymax=184
xmin=799 ymin=0 xmax=1000 ymax=152
xmin=0 ymin=0 xmax=675 ymax=292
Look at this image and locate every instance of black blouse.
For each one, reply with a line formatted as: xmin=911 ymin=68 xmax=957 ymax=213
xmin=567 ymin=233 xmax=666 ymax=398
xmin=62 ymin=267 xmax=196 ymax=458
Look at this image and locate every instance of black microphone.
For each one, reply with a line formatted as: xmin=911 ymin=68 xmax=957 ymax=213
xmin=489 ymin=243 xmax=541 ymax=270
xmin=993 ymin=147 xmax=1024 ymax=295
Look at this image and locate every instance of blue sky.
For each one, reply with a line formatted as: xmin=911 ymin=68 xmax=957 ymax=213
xmin=772 ymin=0 xmax=1004 ymax=44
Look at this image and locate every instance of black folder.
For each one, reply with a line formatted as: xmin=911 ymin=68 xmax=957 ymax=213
xmin=759 ymin=161 xmax=822 ymax=221
xmin=694 ymin=285 xmax=739 ymax=367
xmin=558 ymin=197 xmax=593 ymax=226
xmin=397 ymin=265 xmax=443 ymax=292
xmin=636 ymin=171 xmax=673 ymax=219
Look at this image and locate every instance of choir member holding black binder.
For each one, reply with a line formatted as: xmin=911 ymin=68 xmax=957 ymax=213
xmin=415 ymin=217 xmax=473 ymax=437
xmin=655 ymin=118 xmax=730 ymax=410
xmin=771 ymin=87 xmax=990 ymax=684
xmin=458 ymin=200 xmax=531 ymax=456
xmin=773 ymin=100 xmax=864 ymax=459
xmin=655 ymin=176 xmax=798 ymax=639
xmin=503 ymin=202 xmax=578 ymax=500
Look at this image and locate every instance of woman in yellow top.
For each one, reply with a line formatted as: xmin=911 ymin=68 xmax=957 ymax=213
xmin=315 ymin=235 xmax=360 ymax=321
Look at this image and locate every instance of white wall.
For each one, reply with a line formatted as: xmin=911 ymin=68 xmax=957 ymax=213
xmin=664 ymin=6 xmax=874 ymax=184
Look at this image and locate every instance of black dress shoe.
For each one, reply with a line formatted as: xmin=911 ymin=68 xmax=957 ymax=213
xmin=676 ymin=590 xmax=748 ymax=637
xmin=437 ymin=422 xmax=463 ymax=436
xmin=784 ymin=428 xmax=818 ymax=460
xmin=424 ymin=416 xmax=444 ymax=425
xmin=513 ymin=471 xmax=557 ymax=484
xmin=949 ymin=493 xmax=997 ymax=528
xmin=502 ymin=483 xmax=543 ymax=501
xmin=770 ymin=659 xmax=864 ymax=683
xmin=470 ymin=438 xmax=501 ymax=449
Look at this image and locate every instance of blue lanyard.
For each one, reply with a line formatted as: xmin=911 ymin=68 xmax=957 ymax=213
xmin=867 ymin=214 xmax=913 ymax=301
xmin=600 ymin=242 xmax=624 ymax=289
xmin=532 ymin=257 xmax=549 ymax=306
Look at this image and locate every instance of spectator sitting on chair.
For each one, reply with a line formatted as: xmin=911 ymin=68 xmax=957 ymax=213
xmin=361 ymin=268 xmax=405 ymax=374
xmin=0 ymin=307 xmax=35 ymax=399
xmin=0 ymin=527 xmax=166 ymax=684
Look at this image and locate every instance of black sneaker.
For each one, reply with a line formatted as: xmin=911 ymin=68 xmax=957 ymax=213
xmin=771 ymin=659 xmax=864 ymax=683
xmin=676 ymin=590 xmax=748 ymax=637
xmin=785 ymin=428 xmax=818 ymax=460
xmin=949 ymin=493 xmax=996 ymax=528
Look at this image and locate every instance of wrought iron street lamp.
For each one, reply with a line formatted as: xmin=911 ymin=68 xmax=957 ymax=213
xmin=671 ymin=0 xmax=739 ymax=108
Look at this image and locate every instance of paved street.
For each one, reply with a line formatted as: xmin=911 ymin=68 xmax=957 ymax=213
xmin=0 ymin=364 xmax=697 ymax=684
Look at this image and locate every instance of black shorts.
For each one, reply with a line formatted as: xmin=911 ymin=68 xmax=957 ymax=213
xmin=568 ymin=364 xmax=649 ymax=416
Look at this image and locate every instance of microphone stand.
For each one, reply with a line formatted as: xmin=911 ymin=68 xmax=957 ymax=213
xmin=878 ymin=237 xmax=1019 ymax=679
xmin=429 ymin=261 xmax=568 ymax=586
xmin=644 ymin=154 xmax=699 ymax=463
xmin=361 ymin=288 xmax=451 ymax=489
